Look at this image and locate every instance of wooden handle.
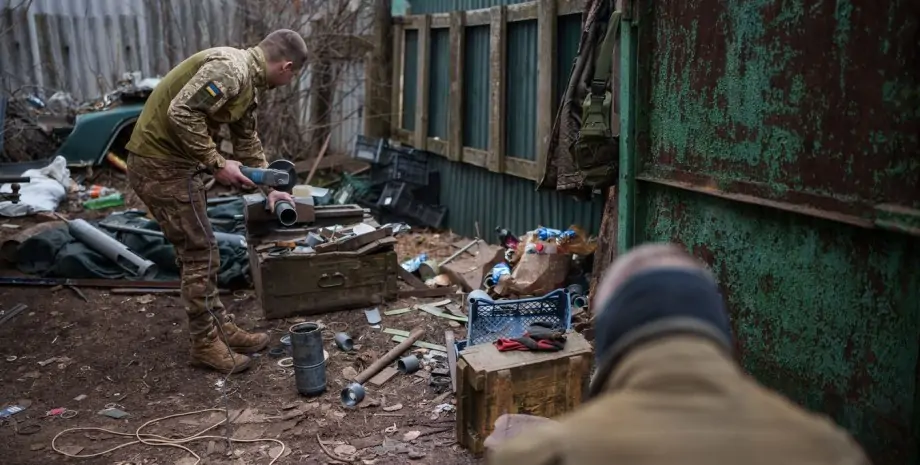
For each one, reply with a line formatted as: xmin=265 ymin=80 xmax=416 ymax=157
xmin=354 ymin=327 xmax=425 ymax=385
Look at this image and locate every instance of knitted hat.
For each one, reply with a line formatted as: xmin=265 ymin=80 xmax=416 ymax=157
xmin=588 ymin=268 xmax=733 ymax=397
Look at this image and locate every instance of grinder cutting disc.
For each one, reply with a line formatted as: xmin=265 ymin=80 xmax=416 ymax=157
xmin=267 ymin=159 xmax=297 ymax=193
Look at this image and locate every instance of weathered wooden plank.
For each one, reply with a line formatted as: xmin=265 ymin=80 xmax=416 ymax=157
xmin=393 ymin=128 xmax=413 ymax=145
xmin=487 ymin=6 xmax=506 ymax=174
xmin=558 ymin=0 xmax=586 ymax=15
xmin=414 ymin=15 xmax=431 ymax=150
xmin=427 ymin=137 xmax=447 ymax=156
xmin=390 ymin=24 xmax=405 ymax=136
xmin=462 ymin=148 xmax=490 ymax=169
xmin=535 ymin=0 xmax=557 ymax=183
xmin=447 ymin=11 xmax=465 ymax=162
xmin=504 ymin=157 xmax=539 ymax=181
xmin=431 ymin=13 xmax=450 ymax=28
xmin=466 ymin=8 xmax=491 ymax=26
xmin=366 ymin=0 xmax=393 ymax=139
xmin=506 ymin=2 xmax=538 ymax=22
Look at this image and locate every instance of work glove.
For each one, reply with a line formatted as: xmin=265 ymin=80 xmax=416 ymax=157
xmin=525 ymin=322 xmax=567 ymax=345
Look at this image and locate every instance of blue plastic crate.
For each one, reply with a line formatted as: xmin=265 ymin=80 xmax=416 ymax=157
xmin=464 ymin=288 xmax=572 ymax=347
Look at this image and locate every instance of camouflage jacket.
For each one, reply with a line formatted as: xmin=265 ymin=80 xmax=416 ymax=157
xmin=126 ymin=46 xmax=269 ymax=169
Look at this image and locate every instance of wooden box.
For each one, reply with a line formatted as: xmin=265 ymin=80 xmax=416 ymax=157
xmin=249 ymin=239 xmax=399 ymax=319
xmin=455 ymin=332 xmax=593 ymax=455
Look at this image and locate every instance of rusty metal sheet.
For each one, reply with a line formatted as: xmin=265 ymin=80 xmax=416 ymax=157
xmin=636 ymin=1 xmax=920 ymax=464
xmin=640 ymin=0 xmax=920 ymax=233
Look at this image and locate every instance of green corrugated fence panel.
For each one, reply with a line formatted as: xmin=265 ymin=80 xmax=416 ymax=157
xmin=462 ymin=25 xmax=490 ymax=150
xmin=428 ymin=155 xmax=605 ymax=240
xmin=428 ymin=28 xmax=450 ymax=139
xmin=402 ymin=29 xmax=419 ymax=131
xmin=505 ymin=19 xmax=537 ymax=160
xmin=555 ymin=13 xmax=582 ymax=115
xmin=409 ymin=0 xmax=531 ymax=14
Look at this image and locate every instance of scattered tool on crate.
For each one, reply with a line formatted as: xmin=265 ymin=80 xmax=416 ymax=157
xmin=341 ymin=327 xmax=426 ymax=407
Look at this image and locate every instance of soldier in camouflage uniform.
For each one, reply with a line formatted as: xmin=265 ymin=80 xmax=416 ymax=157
xmin=125 ymin=30 xmax=309 ymax=374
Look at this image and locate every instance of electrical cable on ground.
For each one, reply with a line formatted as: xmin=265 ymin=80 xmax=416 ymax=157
xmin=51 ymin=169 xmax=287 ymax=463
xmin=51 ymin=408 xmax=286 ymax=465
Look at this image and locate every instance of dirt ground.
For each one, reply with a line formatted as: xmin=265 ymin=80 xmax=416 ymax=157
xmin=0 ymin=171 xmax=484 ymax=464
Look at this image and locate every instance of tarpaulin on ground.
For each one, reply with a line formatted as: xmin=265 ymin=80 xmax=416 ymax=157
xmin=16 ymin=199 xmax=250 ymax=289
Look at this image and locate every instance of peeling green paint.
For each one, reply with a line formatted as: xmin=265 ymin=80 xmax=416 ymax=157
xmin=645 ymin=0 xmax=918 ymax=205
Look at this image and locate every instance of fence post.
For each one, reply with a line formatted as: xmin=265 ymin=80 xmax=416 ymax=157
xmin=447 ymin=11 xmax=465 ymax=162
xmin=365 ymin=0 xmax=393 ymax=140
xmin=390 ymin=21 xmax=404 ymax=137
xmin=414 ymin=14 xmax=431 ymax=150
xmin=487 ymin=6 xmax=506 ymax=173
xmin=536 ymin=0 xmax=556 ymax=181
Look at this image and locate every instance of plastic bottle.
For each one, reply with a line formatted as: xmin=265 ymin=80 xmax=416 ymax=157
xmin=536 ymin=227 xmax=564 ymax=241
xmin=400 ymin=253 xmax=429 ymax=273
xmin=86 ymin=185 xmax=118 ymax=199
xmin=83 ymin=193 xmax=124 ymax=210
xmin=495 ymin=226 xmax=520 ymax=249
xmin=487 ymin=262 xmax=511 ymax=286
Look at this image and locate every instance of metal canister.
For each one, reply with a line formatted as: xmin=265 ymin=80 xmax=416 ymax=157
xmin=289 ymin=322 xmax=327 ymax=396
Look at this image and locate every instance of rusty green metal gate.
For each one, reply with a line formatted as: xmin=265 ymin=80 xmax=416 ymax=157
xmin=617 ymin=2 xmax=920 ymax=464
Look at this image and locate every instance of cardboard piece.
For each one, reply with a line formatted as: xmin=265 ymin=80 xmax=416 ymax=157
xmin=441 ymin=242 xmax=506 ymax=292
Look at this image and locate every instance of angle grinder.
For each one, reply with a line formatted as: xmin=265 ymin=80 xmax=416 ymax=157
xmin=239 ymin=159 xmax=299 ymax=226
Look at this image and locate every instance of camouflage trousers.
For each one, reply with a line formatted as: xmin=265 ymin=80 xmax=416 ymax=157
xmin=126 ymin=153 xmax=227 ymax=339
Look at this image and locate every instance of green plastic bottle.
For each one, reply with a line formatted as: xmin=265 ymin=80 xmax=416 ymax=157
xmin=83 ymin=193 xmax=124 ymax=210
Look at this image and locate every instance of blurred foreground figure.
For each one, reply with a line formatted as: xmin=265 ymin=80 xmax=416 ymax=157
xmin=485 ymin=243 xmax=869 ymax=465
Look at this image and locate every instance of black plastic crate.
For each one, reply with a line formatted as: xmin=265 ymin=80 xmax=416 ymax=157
xmin=371 ymin=145 xmax=429 ymax=186
xmin=353 ymin=135 xmax=387 ymax=164
xmin=376 ymin=182 xmax=414 ymax=214
xmin=411 ymin=171 xmax=441 ymax=205
xmin=406 ymin=200 xmax=447 ymax=229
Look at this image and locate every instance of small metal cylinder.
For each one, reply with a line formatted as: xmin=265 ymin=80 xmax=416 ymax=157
xmin=275 ymin=201 xmax=297 ymax=226
xmin=334 ymin=332 xmax=354 ymax=351
xmin=289 ymin=322 xmax=326 ymax=396
xmin=397 ymin=355 xmax=420 ymax=374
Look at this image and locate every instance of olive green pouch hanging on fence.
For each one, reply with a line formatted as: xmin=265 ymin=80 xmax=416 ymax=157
xmin=574 ymin=10 xmax=621 ymax=190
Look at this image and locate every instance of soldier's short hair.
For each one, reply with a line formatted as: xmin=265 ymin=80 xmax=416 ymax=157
xmin=259 ymin=29 xmax=309 ymax=69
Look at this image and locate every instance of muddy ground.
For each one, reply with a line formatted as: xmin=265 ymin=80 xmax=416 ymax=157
xmin=0 ymin=173 xmax=483 ymax=464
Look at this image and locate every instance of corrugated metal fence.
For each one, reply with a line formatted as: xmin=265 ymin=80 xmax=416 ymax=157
xmin=0 ymin=0 xmax=366 ymax=155
xmin=389 ymin=0 xmax=606 ymax=238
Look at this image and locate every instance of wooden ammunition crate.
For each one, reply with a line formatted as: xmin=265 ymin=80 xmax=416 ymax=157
xmin=455 ymin=332 xmax=593 ymax=455
xmin=249 ymin=241 xmax=399 ymax=319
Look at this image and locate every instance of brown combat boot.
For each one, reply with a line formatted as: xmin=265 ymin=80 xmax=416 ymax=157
xmin=190 ymin=332 xmax=252 ymax=374
xmin=219 ymin=321 xmax=270 ymax=354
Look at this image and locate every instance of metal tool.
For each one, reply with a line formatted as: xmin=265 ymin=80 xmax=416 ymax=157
xmin=341 ymin=327 xmax=425 ymax=406
xmin=239 ymin=166 xmax=291 ymax=188
xmin=0 ymin=176 xmax=31 ymax=204
xmin=241 ymin=159 xmax=300 ymax=226
xmin=56 ymin=215 xmax=158 ymax=279
xmin=99 ymin=222 xmax=247 ymax=248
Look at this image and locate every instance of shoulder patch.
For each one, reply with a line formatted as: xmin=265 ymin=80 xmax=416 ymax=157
xmin=188 ymin=81 xmax=225 ymax=111
xmin=204 ymin=81 xmax=223 ymax=98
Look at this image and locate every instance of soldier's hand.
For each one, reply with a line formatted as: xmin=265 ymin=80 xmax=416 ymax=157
xmin=214 ymin=160 xmax=256 ymax=189
xmin=267 ymin=190 xmax=295 ymax=213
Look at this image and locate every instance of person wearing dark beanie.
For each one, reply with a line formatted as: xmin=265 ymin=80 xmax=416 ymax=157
xmin=486 ymin=243 xmax=869 ymax=465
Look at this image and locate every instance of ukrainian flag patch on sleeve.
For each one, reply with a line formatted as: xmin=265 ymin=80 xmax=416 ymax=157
xmin=205 ymin=81 xmax=222 ymax=98
xmin=188 ymin=80 xmax=225 ymax=111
